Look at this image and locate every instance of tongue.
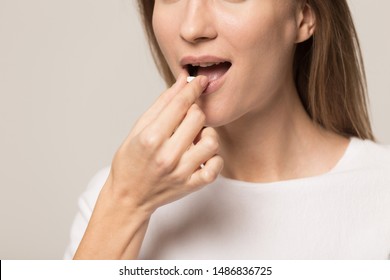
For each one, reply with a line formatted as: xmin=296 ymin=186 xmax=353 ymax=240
xmin=197 ymin=62 xmax=230 ymax=82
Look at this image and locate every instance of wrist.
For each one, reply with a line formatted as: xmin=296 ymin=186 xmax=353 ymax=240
xmin=97 ymin=179 xmax=154 ymax=223
xmin=73 ymin=180 xmax=153 ymax=259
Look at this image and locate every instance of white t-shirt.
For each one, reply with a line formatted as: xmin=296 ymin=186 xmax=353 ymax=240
xmin=64 ymin=137 xmax=390 ymax=259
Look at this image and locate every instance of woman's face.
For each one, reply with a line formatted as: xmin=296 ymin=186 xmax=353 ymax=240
xmin=153 ymin=0 xmax=302 ymax=127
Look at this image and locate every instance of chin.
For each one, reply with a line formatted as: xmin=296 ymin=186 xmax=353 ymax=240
xmin=204 ymin=110 xmax=237 ymax=128
xmin=198 ymin=87 xmax=243 ymax=128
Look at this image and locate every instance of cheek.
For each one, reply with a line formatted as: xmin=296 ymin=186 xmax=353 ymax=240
xmin=229 ymin=11 xmax=298 ymax=88
xmin=152 ymin=9 xmax=179 ymax=72
xmin=229 ymin=14 xmax=297 ymax=55
xmin=152 ymin=12 xmax=169 ymax=52
xmin=219 ymin=17 xmax=298 ymax=118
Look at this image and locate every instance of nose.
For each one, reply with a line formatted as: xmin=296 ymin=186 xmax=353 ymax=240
xmin=180 ymin=1 xmax=217 ymax=44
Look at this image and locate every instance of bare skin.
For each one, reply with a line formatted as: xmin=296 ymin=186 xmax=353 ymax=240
xmin=74 ymin=1 xmax=349 ymax=259
xmin=216 ymin=75 xmax=349 ymax=183
xmin=74 ymin=74 xmax=224 ymax=259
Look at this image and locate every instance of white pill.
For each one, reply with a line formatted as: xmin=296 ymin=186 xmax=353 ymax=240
xmin=186 ymin=76 xmax=196 ymax=83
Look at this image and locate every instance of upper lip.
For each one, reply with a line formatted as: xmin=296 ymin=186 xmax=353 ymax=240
xmin=180 ymin=55 xmax=231 ymax=68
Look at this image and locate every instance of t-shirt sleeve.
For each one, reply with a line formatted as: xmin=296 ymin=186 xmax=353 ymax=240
xmin=63 ymin=167 xmax=110 ymax=259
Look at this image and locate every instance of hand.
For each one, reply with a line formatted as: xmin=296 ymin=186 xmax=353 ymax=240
xmin=106 ymin=72 xmax=224 ymax=214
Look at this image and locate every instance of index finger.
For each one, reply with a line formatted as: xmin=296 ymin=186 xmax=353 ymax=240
xmin=148 ymin=75 xmax=209 ymax=139
xmin=129 ymin=71 xmax=188 ymax=138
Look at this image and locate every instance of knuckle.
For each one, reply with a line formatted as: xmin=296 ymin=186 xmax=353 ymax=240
xmin=217 ymin=156 xmax=224 ymax=169
xmin=189 ymin=103 xmax=200 ymax=112
xmin=202 ymin=136 xmax=219 ymax=153
xmin=203 ymin=126 xmax=217 ymax=137
xmin=138 ymin=130 xmax=162 ymax=150
xmin=170 ymin=170 xmax=187 ymax=184
xmin=202 ymin=170 xmax=217 ymax=184
xmin=154 ymin=153 xmax=176 ymax=173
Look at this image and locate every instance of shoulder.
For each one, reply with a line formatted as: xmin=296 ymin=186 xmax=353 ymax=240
xmin=330 ymin=138 xmax=390 ymax=198
xmin=341 ymin=137 xmax=390 ymax=171
xmin=359 ymin=138 xmax=390 ymax=164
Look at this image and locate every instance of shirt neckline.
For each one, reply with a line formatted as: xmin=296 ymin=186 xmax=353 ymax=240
xmin=215 ymin=137 xmax=361 ymax=188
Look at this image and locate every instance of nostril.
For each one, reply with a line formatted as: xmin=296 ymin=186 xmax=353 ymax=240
xmin=195 ymin=37 xmax=211 ymax=42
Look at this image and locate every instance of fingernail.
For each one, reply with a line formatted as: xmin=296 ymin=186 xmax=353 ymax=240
xmin=199 ymin=76 xmax=209 ymax=88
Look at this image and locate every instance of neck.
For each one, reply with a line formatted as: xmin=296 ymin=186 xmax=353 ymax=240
xmin=216 ymin=86 xmax=348 ymax=183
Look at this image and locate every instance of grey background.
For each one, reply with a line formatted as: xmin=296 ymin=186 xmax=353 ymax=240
xmin=0 ymin=0 xmax=389 ymax=259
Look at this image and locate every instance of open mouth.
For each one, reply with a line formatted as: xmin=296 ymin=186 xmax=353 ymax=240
xmin=186 ymin=62 xmax=232 ymax=82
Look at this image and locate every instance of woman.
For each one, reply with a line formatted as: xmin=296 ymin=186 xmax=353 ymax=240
xmin=65 ymin=0 xmax=390 ymax=259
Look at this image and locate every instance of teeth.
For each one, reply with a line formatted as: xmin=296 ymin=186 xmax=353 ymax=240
xmin=191 ymin=62 xmax=222 ymax=67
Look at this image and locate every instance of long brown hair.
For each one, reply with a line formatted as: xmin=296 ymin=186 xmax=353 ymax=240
xmin=137 ymin=0 xmax=374 ymax=140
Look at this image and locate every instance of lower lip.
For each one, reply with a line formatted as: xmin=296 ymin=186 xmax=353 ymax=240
xmin=202 ymin=67 xmax=230 ymax=95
